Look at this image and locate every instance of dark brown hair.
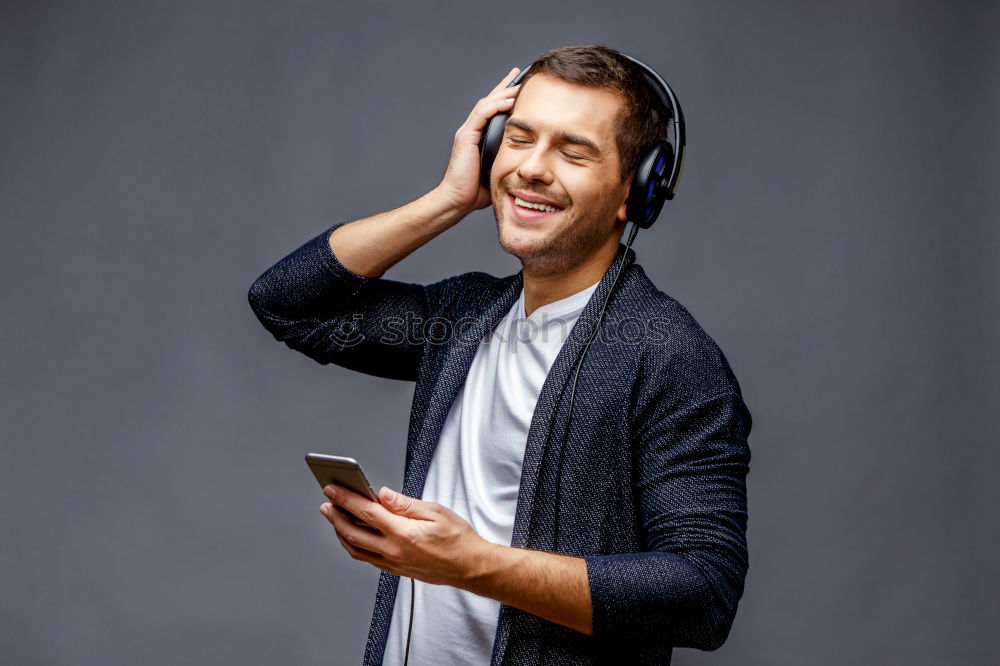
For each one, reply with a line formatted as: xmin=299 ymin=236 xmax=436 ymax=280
xmin=519 ymin=44 xmax=670 ymax=185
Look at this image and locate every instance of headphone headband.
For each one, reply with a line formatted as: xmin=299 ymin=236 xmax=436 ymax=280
xmin=618 ymin=53 xmax=686 ymax=200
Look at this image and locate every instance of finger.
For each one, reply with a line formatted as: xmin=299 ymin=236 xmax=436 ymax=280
xmin=490 ymin=67 xmax=521 ymax=93
xmin=335 ymin=529 xmax=385 ymax=563
xmin=464 ymin=89 xmax=519 ymax=124
xmin=457 ymin=96 xmax=518 ymax=136
xmin=324 ymin=483 xmax=401 ymax=534
xmin=322 ymin=502 xmax=388 ymax=558
xmin=379 ymin=487 xmax=440 ymax=520
xmin=487 ymin=81 xmax=521 ymax=103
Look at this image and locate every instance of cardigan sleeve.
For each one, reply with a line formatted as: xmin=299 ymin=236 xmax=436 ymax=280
xmin=583 ymin=390 xmax=752 ymax=651
xmin=247 ymin=220 xmax=431 ymax=381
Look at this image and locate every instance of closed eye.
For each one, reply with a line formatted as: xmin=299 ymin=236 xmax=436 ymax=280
xmin=506 ymin=137 xmax=585 ymax=161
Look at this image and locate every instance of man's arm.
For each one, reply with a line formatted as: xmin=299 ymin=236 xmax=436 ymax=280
xmin=320 ymin=484 xmax=593 ymax=634
xmin=248 ymin=68 xmax=524 ymax=378
xmin=584 ymin=390 xmax=753 ymax=651
xmin=318 ymin=386 xmax=751 ymax=646
xmin=324 ymin=66 xmax=525 ymax=278
xmin=246 ymin=222 xmax=423 ymax=380
xmin=464 ymin=542 xmax=592 ymax=635
xmin=320 ymin=378 xmax=750 ymax=648
xmin=324 ymin=188 xmax=466 ymax=279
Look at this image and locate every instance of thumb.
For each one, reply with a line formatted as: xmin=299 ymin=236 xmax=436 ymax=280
xmin=380 ymin=486 xmax=437 ymax=519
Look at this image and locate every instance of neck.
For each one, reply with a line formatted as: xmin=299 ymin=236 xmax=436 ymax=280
xmin=521 ymin=234 xmax=622 ymax=318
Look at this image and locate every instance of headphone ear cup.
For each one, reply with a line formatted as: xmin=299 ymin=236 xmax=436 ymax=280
xmin=478 ymin=66 xmax=531 ymax=190
xmin=478 ymin=110 xmax=508 ymax=189
xmin=626 ymin=142 xmax=674 ymax=229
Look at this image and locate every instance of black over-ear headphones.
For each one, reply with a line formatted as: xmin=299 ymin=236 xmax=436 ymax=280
xmin=477 ymin=50 xmax=686 ymax=229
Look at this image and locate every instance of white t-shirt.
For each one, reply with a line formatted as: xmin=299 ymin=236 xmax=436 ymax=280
xmin=381 ymin=279 xmax=599 ymax=665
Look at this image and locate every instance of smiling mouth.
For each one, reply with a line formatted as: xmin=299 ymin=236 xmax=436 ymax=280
xmin=509 ymin=194 xmax=565 ymax=221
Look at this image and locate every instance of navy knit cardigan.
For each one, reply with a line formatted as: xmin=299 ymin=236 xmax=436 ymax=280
xmin=248 ymin=221 xmax=753 ymax=665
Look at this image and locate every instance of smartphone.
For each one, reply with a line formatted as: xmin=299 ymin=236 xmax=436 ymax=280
xmin=305 ymin=453 xmax=382 ymax=531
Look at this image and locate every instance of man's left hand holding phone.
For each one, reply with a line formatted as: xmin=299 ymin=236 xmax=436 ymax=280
xmin=305 ymin=453 xmax=384 ymax=533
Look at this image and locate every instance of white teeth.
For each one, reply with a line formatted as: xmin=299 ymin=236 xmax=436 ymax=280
xmin=514 ymin=196 xmax=561 ymax=213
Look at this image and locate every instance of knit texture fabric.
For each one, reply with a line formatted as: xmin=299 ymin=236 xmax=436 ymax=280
xmin=248 ymin=221 xmax=753 ymax=665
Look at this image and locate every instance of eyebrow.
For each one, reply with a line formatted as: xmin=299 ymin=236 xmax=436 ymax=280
xmin=504 ymin=118 xmax=602 ymax=156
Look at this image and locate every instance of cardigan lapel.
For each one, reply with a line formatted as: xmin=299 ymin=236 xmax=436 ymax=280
xmin=489 ymin=242 xmax=636 ymax=666
xmin=370 ymin=273 xmax=525 ymax=664
xmin=508 ymin=242 xmax=636 ymax=550
xmin=402 ymin=241 xmax=635 ymax=513
xmin=400 ymin=272 xmax=524 ymax=501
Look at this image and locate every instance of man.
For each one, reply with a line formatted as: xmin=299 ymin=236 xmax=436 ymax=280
xmin=249 ymin=45 xmax=752 ymax=665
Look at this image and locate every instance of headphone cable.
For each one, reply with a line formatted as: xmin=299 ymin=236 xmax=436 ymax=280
xmin=403 ymin=576 xmax=415 ymax=666
xmin=553 ymin=221 xmax=639 ymax=549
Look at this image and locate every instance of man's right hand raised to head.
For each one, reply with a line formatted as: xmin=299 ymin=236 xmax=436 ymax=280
xmin=435 ymin=67 xmax=522 ymax=215
xmin=328 ymin=68 xmax=523 ymax=279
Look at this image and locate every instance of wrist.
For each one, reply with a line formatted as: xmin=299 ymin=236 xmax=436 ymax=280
xmin=459 ymin=539 xmax=510 ymax=595
xmin=423 ymin=186 xmax=473 ymax=226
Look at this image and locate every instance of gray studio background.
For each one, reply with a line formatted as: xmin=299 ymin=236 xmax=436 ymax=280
xmin=2 ymin=1 xmax=997 ymax=664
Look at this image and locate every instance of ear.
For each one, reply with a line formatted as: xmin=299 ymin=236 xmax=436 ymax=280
xmin=616 ymin=175 xmax=632 ymax=224
xmin=616 ymin=198 xmax=629 ymax=224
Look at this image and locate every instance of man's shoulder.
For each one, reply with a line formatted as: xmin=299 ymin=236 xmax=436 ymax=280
xmin=432 ymin=269 xmax=509 ymax=291
xmin=619 ymin=263 xmax=745 ymax=400
xmin=618 ymin=263 xmax=715 ymax=340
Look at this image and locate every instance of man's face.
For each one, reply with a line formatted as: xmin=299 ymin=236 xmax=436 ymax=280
xmin=490 ymin=72 xmax=631 ymax=275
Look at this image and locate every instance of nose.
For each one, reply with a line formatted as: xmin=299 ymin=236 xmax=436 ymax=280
xmin=515 ymin=144 xmax=555 ymax=185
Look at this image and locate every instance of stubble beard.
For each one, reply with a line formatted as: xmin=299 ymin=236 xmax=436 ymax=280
xmin=492 ymin=191 xmax=614 ymax=277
